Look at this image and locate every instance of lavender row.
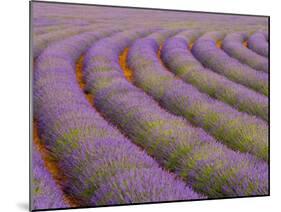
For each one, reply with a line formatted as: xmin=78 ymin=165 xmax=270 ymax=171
xmin=83 ymin=30 xmax=268 ymax=197
xmin=33 ymin=24 xmax=122 ymax=58
xmin=191 ymin=32 xmax=268 ymax=96
xmin=247 ymin=31 xmax=269 ymax=57
xmin=33 ymin=24 xmax=73 ymax=36
xmin=222 ymin=32 xmax=268 ymax=72
xmin=32 ymin=144 xmax=69 ymax=210
xmin=34 ymin=29 xmax=202 ymax=206
xmin=128 ymin=32 xmax=268 ymax=160
xmin=33 ymin=25 xmax=88 ymax=58
xmin=161 ymin=30 xmax=268 ymax=121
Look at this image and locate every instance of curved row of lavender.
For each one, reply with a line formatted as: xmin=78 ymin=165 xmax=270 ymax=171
xmin=83 ymin=29 xmax=268 ymax=198
xmin=33 ymin=24 xmax=72 ymax=36
xmin=33 ymin=24 xmax=123 ymax=58
xmin=222 ymin=32 xmax=268 ymax=72
xmin=33 ymin=25 xmax=89 ymax=58
xmin=32 ymin=145 xmax=69 ymax=210
xmin=247 ymin=31 xmax=269 ymax=57
xmin=33 ymin=29 xmax=203 ymax=210
xmin=191 ymin=32 xmax=268 ymax=96
xmin=161 ymin=30 xmax=268 ymax=121
xmin=128 ymin=31 xmax=268 ymax=161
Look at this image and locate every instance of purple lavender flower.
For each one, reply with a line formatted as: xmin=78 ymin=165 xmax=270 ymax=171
xmin=33 ymin=25 xmax=121 ymax=58
xmin=33 ymin=24 xmax=72 ymax=36
xmin=34 ymin=29 xmax=202 ymax=206
xmin=32 ymin=145 xmax=69 ymax=210
xmin=191 ymin=32 xmax=268 ymax=96
xmin=91 ymin=168 xmax=202 ymax=206
xmin=222 ymin=32 xmax=268 ymax=72
xmin=161 ymin=30 xmax=268 ymax=121
xmin=247 ymin=31 xmax=269 ymax=57
xmin=83 ymin=30 xmax=269 ymax=198
xmin=32 ymin=2 xmax=269 ymax=205
xmin=127 ymin=32 xmax=268 ymax=161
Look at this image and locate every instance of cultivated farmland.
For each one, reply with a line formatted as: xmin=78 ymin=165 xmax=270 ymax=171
xmin=31 ymin=2 xmax=269 ymax=210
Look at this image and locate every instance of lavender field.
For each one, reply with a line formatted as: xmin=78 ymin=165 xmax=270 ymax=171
xmin=31 ymin=2 xmax=269 ymax=211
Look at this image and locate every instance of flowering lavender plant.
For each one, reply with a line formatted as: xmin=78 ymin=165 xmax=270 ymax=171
xmin=191 ymin=32 xmax=268 ymax=96
xmin=83 ymin=30 xmax=268 ymax=198
xmin=32 ymin=3 xmax=269 ymax=209
xmin=247 ymin=31 xmax=269 ymax=57
xmin=33 ymin=30 xmax=202 ymax=209
xmin=161 ymin=30 xmax=268 ymax=121
xmin=127 ymin=32 xmax=268 ymax=161
xmin=222 ymin=32 xmax=268 ymax=72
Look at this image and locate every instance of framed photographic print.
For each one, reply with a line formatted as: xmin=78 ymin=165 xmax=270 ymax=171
xmin=30 ymin=0 xmax=269 ymax=211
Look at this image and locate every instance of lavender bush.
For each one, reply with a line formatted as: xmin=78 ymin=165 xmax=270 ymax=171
xmin=32 ymin=2 xmax=269 ymax=209
xmin=247 ymin=31 xmax=269 ymax=57
xmin=222 ymin=32 xmax=268 ymax=72
xmin=127 ymin=32 xmax=268 ymax=160
xmin=32 ymin=145 xmax=69 ymax=210
xmin=191 ymin=32 xmax=268 ymax=96
xmin=33 ymin=30 xmax=202 ymax=209
xmin=161 ymin=30 xmax=268 ymax=121
xmin=83 ymin=30 xmax=268 ymax=198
